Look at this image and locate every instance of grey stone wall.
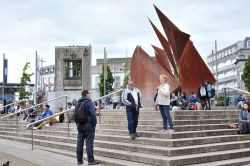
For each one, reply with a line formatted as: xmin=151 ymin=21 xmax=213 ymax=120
xmin=55 ymin=45 xmax=91 ymax=91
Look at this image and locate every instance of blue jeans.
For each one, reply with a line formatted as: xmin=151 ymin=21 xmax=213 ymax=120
xmin=159 ymin=105 xmax=173 ymax=129
xmin=126 ymin=110 xmax=139 ymax=134
xmin=76 ymin=123 xmax=95 ymax=163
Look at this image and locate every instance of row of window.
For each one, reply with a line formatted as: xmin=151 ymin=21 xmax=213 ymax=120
xmin=208 ymin=47 xmax=237 ymax=63
xmin=43 ymin=77 xmax=55 ymax=84
xmin=211 ymin=59 xmax=235 ymax=72
xmin=41 ymin=68 xmax=55 ymax=74
xmin=208 ymin=40 xmax=250 ymax=63
xmin=217 ymin=70 xmax=237 ymax=80
xmin=217 ymin=81 xmax=237 ymax=90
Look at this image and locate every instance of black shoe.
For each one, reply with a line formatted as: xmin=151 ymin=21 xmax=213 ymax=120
xmin=88 ymin=160 xmax=99 ymax=165
xmin=77 ymin=161 xmax=83 ymax=165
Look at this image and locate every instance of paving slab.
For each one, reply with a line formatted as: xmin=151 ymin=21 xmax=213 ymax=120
xmin=0 ymin=139 xmax=103 ymax=166
xmin=0 ymin=152 xmax=39 ymax=166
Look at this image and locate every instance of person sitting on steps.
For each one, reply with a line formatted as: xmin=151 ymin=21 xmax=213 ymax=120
xmin=33 ymin=104 xmax=53 ymax=130
xmin=238 ymin=102 xmax=250 ymax=134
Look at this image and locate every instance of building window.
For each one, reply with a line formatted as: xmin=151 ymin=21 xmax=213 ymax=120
xmin=51 ymin=68 xmax=54 ymax=72
xmin=48 ymin=77 xmax=51 ymax=84
xmin=222 ymin=51 xmax=225 ymax=58
xmin=218 ymin=53 xmax=221 ymax=59
xmin=43 ymin=78 xmax=46 ymax=84
xmin=247 ymin=40 xmax=250 ymax=48
xmin=65 ymin=60 xmax=81 ymax=79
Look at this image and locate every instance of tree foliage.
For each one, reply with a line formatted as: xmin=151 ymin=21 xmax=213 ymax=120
xmin=98 ymin=64 xmax=114 ymax=96
xmin=241 ymin=56 xmax=250 ymax=91
xmin=19 ymin=62 xmax=34 ymax=100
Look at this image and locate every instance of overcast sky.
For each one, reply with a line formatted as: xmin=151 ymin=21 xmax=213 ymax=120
xmin=0 ymin=0 xmax=250 ymax=83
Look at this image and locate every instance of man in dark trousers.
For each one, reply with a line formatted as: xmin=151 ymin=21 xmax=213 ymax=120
xmin=76 ymin=90 xmax=99 ymax=165
xmin=122 ymin=80 xmax=142 ymax=140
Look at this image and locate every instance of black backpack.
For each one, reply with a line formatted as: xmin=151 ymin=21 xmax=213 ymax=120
xmin=74 ymin=100 xmax=88 ymax=124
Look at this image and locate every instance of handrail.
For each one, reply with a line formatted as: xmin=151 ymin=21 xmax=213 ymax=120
xmin=1 ymin=99 xmax=29 ymax=109
xmin=223 ymin=87 xmax=250 ymax=111
xmin=26 ymin=89 xmax=124 ymax=150
xmin=224 ymin=87 xmax=250 ymax=95
xmin=25 ymin=89 xmax=124 ymax=129
xmin=0 ymin=95 xmax=68 ymax=120
xmin=26 ymin=108 xmax=75 ymax=129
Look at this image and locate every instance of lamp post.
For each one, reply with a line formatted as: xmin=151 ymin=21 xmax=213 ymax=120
xmin=40 ymin=58 xmax=46 ymax=91
xmin=215 ymin=40 xmax=219 ymax=93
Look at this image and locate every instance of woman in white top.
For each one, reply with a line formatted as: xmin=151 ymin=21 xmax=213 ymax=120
xmin=155 ymin=75 xmax=174 ymax=132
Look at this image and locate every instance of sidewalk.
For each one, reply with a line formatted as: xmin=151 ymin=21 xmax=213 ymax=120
xmin=0 ymin=139 xmax=86 ymax=166
xmin=0 ymin=152 xmax=38 ymax=166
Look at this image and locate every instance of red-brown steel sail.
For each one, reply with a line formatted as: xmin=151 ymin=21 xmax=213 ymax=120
xmin=154 ymin=5 xmax=190 ymax=63
xmin=152 ymin=45 xmax=173 ymax=77
xmin=130 ymin=46 xmax=180 ymax=106
xmin=179 ymin=41 xmax=216 ymax=95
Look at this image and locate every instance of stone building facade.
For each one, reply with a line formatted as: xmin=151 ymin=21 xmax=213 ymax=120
xmin=207 ymin=37 xmax=250 ymax=98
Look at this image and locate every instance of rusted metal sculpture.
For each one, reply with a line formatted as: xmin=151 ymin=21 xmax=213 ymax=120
xmin=130 ymin=5 xmax=216 ymax=106
xmin=131 ymin=46 xmax=180 ymax=106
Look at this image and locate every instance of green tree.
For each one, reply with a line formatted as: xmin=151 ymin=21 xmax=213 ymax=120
xmin=19 ymin=62 xmax=34 ymax=100
xmin=98 ymin=64 xmax=114 ymax=96
xmin=121 ymin=59 xmax=130 ymax=89
xmin=241 ymin=56 xmax=250 ymax=91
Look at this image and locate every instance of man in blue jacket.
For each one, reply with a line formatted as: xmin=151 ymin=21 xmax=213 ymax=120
xmin=76 ymin=90 xmax=99 ymax=165
xmin=33 ymin=104 xmax=53 ymax=130
xmin=39 ymin=104 xmax=53 ymax=120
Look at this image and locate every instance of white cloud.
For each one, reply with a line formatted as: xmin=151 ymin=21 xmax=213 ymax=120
xmin=0 ymin=0 xmax=249 ymax=83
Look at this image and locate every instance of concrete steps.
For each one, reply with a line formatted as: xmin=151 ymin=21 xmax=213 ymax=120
xmin=99 ymin=119 xmax=238 ymax=125
xmin=29 ymin=123 xmax=231 ymax=132
xmin=190 ymin=156 xmax=250 ymax=166
xmin=0 ymin=109 xmax=248 ymax=166
xmin=1 ymin=134 xmax=250 ymax=166
xmin=1 ymin=130 xmax=250 ymax=157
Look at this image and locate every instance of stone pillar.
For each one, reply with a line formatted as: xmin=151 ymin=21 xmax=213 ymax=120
xmin=55 ymin=45 xmax=91 ymax=91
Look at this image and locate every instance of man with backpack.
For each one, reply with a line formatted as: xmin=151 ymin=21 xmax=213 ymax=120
xmin=197 ymin=82 xmax=209 ymax=110
xmin=75 ymin=90 xmax=99 ymax=165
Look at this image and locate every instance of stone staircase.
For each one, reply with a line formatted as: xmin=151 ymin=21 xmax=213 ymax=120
xmin=1 ymin=109 xmax=250 ymax=166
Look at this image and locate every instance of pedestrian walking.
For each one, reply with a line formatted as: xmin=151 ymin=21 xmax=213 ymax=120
xmin=122 ymin=80 xmax=142 ymax=140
